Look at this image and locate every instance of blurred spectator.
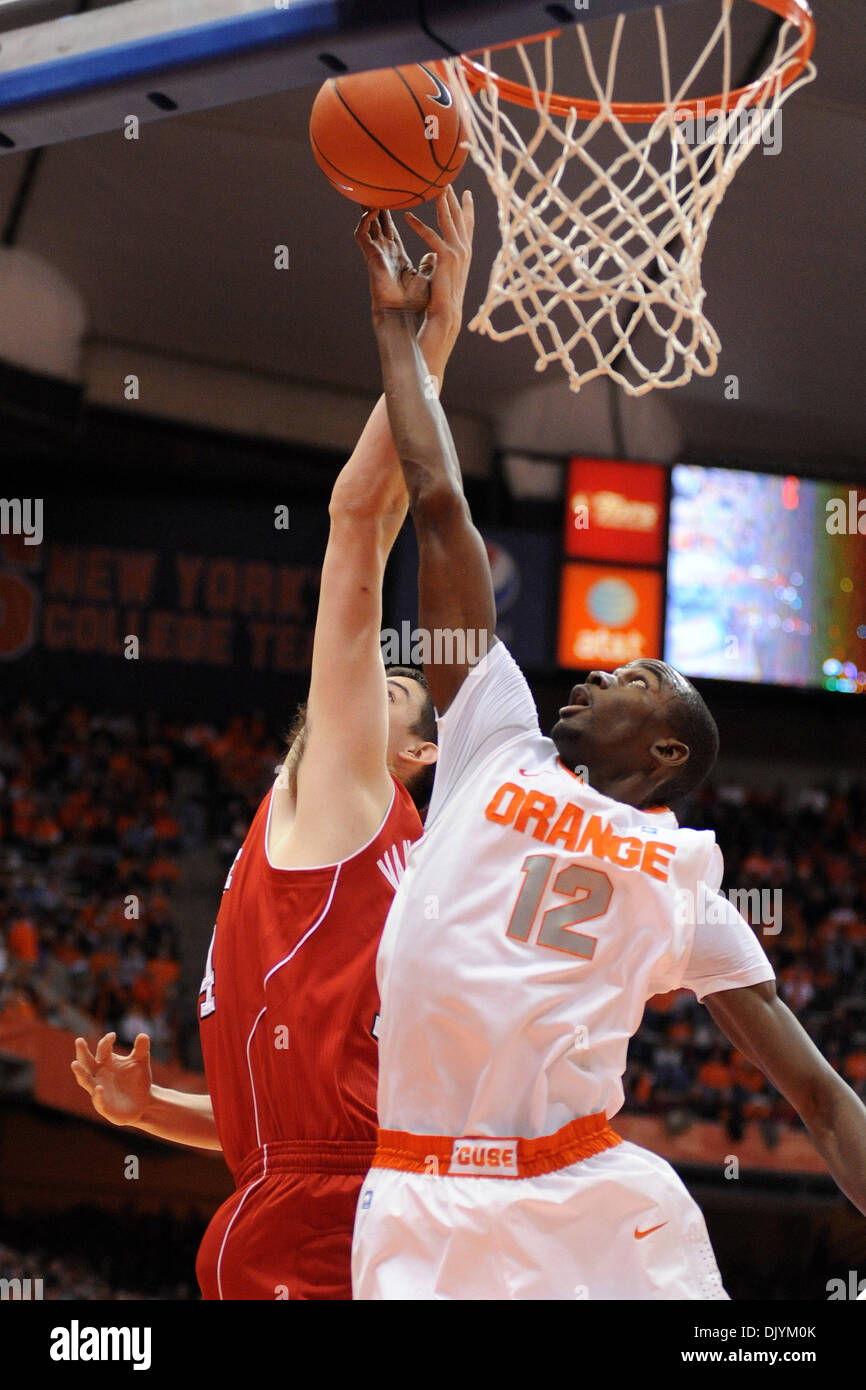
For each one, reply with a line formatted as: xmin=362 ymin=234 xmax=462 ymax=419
xmin=0 ymin=702 xmax=189 ymax=1060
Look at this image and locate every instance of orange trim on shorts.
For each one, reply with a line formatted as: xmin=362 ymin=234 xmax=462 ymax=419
xmin=373 ymin=1112 xmax=622 ymax=1179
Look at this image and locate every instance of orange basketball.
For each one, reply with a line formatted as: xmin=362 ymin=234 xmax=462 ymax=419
xmin=309 ymin=62 xmax=467 ymax=209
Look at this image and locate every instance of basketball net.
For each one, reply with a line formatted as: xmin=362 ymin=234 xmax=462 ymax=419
xmin=442 ymin=0 xmax=816 ymax=395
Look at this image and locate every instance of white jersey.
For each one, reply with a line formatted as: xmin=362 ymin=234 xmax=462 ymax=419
xmin=377 ymin=640 xmax=773 ymax=1139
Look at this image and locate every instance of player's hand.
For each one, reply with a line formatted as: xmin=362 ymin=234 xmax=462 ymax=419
xmin=355 ymin=208 xmax=434 ymax=317
xmin=71 ymin=1031 xmax=153 ymax=1127
xmin=405 ymin=185 xmax=474 ymax=347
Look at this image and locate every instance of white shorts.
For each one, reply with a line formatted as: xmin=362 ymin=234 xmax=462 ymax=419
xmin=352 ymin=1140 xmax=728 ymax=1300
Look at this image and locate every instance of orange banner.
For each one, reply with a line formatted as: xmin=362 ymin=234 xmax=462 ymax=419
xmin=558 ymin=562 xmax=663 ymax=669
xmin=564 ymin=458 xmax=666 ymax=564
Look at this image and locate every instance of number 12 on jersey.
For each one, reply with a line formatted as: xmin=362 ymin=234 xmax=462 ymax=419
xmin=506 ymin=854 xmax=612 ymax=958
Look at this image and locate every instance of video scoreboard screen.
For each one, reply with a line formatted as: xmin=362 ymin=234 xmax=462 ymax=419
xmin=665 ymin=465 xmax=865 ymax=692
xmin=558 ymin=458 xmax=865 ymax=694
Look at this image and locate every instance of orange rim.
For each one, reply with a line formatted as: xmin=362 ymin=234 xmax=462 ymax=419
xmin=451 ymin=0 xmax=815 ymax=124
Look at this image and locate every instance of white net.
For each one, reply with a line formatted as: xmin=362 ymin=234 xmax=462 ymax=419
xmin=443 ymin=0 xmax=816 ymax=395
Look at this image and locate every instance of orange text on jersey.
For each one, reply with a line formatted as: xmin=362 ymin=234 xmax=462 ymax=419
xmin=485 ymin=783 xmax=677 ymax=882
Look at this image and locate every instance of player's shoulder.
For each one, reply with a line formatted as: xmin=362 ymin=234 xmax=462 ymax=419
xmin=626 ymin=802 xmax=721 ymax=889
xmin=583 ymin=784 xmax=719 ymax=856
xmin=611 ymin=797 xmax=680 ymax=835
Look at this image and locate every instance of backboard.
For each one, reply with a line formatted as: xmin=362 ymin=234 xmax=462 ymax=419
xmin=0 ymin=0 xmax=687 ymax=154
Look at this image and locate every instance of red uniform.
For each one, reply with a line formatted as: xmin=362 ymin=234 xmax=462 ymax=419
xmin=196 ymin=777 xmax=421 ymax=1300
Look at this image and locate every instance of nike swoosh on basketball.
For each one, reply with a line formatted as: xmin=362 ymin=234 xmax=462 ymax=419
xmin=519 ymin=768 xmax=545 ymax=777
xmin=420 ymin=64 xmax=453 ymax=108
xmin=634 ymin=1221 xmax=669 ymax=1239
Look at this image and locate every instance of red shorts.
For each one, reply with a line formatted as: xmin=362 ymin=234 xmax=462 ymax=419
xmin=196 ymin=1139 xmax=375 ymax=1301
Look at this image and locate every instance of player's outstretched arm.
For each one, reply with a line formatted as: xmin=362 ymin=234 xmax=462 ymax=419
xmin=358 ymin=189 xmax=496 ymax=716
xmin=706 ymin=982 xmax=866 ymax=1214
xmin=330 ymin=190 xmax=472 ymax=525
xmin=274 ymin=197 xmax=474 ymax=865
xmin=72 ymin=1033 xmax=222 ymax=1152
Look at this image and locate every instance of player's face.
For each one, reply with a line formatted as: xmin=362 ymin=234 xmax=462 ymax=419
xmin=384 ymin=676 xmax=438 ymax=808
xmin=551 ymin=659 xmax=685 ymax=789
xmin=385 ymin=676 xmax=426 ymax=773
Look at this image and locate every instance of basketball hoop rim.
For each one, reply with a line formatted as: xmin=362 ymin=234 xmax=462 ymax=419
xmin=450 ymin=0 xmax=815 ymax=124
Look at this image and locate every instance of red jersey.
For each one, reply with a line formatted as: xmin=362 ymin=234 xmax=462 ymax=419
xmin=199 ymin=776 xmax=422 ymax=1176
xmin=195 ymin=775 xmax=422 ymax=1300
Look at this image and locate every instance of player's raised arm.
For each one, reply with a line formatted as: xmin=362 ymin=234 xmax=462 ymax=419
xmin=357 ymin=188 xmax=495 ymax=715
xmin=705 ymin=982 xmax=866 ymax=1214
xmin=271 ymin=201 xmax=472 ymax=865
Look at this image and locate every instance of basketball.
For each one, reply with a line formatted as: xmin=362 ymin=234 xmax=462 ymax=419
xmin=309 ymin=62 xmax=467 ymax=208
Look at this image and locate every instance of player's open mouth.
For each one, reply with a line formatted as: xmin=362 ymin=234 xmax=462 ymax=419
xmin=559 ymin=686 xmax=592 ymax=717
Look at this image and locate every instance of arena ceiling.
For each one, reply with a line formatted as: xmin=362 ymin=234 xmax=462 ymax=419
xmin=0 ymin=0 xmax=863 ymax=474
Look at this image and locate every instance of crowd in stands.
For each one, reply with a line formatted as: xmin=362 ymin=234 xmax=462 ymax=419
xmin=0 ymin=1238 xmax=152 ymax=1301
xmin=196 ymin=712 xmax=279 ymax=869
xmin=0 ymin=702 xmax=192 ymax=1061
xmin=0 ymin=1208 xmax=202 ymax=1299
xmin=2 ymin=698 xmax=865 ymax=1145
